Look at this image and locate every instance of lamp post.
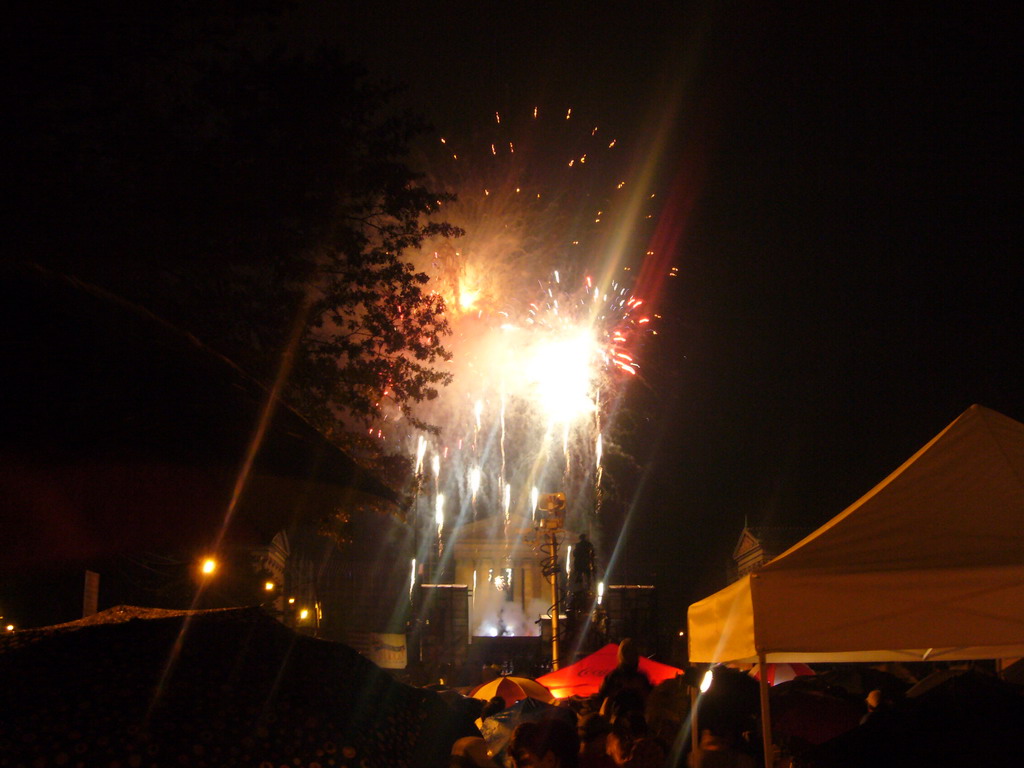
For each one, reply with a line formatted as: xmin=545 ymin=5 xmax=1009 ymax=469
xmin=537 ymin=492 xmax=566 ymax=670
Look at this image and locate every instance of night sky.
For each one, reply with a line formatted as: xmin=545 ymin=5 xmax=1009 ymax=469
xmin=6 ymin=2 xmax=1021 ymax=631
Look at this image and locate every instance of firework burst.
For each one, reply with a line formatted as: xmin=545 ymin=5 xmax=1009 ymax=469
xmin=381 ymin=104 xmax=660 ymax=562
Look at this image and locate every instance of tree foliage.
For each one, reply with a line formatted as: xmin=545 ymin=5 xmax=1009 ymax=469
xmin=8 ymin=1 xmax=460 ymax=449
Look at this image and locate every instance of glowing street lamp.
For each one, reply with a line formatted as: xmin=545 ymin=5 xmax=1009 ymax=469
xmin=199 ymin=557 xmax=218 ymax=576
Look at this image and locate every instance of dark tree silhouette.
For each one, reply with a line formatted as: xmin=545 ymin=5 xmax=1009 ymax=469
xmin=7 ymin=1 xmax=461 ymax=449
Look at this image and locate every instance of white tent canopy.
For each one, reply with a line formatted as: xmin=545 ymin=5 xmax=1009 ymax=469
xmin=688 ymin=404 xmax=1024 ymax=665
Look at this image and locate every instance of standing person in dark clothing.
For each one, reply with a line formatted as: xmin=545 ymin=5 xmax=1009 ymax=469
xmin=597 ymin=639 xmax=653 ymax=716
xmin=568 ymin=533 xmax=597 ymax=619
xmin=577 ymin=713 xmax=616 ymax=768
xmin=510 ymin=718 xmax=580 ymax=768
xmin=571 ymin=533 xmax=595 ymax=591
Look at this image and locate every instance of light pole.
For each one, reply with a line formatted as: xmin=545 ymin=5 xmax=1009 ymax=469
xmin=537 ymin=492 xmax=566 ymax=670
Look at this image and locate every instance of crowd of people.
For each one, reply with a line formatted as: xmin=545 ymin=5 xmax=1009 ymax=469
xmin=447 ymin=639 xmax=757 ymax=768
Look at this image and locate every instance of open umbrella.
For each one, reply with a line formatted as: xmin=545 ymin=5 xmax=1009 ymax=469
xmin=470 ymin=676 xmax=554 ymax=706
xmin=479 ymin=697 xmax=570 ymax=768
xmin=807 ymin=670 xmax=1024 ymax=766
xmin=771 ymin=689 xmax=862 ymax=746
xmin=748 ymin=662 xmax=815 ymax=686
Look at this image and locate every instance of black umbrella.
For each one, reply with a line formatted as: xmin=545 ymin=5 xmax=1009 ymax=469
xmin=0 ymin=606 xmax=462 ymax=768
xmin=806 ymin=669 xmax=1024 ymax=767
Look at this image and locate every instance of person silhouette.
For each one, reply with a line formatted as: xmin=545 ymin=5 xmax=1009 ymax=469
xmin=571 ymin=533 xmax=595 ymax=591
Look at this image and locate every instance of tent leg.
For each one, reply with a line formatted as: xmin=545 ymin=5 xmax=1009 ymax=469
xmin=758 ymin=650 xmax=773 ymax=767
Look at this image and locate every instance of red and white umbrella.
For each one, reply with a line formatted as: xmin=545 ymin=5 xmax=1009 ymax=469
xmin=748 ymin=662 xmax=815 ymax=686
xmin=469 ymin=676 xmax=554 ymax=706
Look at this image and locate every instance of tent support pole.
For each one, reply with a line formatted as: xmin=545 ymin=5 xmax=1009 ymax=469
xmin=758 ymin=650 xmax=773 ymax=767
